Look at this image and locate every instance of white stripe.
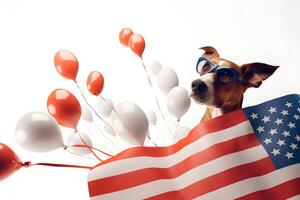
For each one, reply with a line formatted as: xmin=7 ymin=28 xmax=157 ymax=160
xmin=197 ymin=163 xmax=300 ymax=200
xmin=89 ymin=121 xmax=252 ymax=181
xmin=288 ymin=195 xmax=300 ymax=200
xmin=90 ymin=146 xmax=268 ymax=200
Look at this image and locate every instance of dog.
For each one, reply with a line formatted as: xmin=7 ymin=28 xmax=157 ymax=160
xmin=191 ymin=46 xmax=279 ymax=122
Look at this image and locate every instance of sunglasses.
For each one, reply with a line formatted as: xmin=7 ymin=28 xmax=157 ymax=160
xmin=196 ymin=57 xmax=241 ymax=84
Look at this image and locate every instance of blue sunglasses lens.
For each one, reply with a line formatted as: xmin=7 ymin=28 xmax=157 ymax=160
xmin=216 ymin=68 xmax=237 ymax=83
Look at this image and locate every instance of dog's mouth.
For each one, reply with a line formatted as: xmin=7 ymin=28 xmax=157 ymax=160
xmin=190 ymin=91 xmax=223 ymax=108
xmin=190 ymin=91 xmax=208 ymax=104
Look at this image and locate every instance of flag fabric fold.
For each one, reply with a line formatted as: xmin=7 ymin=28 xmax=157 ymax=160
xmin=88 ymin=94 xmax=300 ymax=200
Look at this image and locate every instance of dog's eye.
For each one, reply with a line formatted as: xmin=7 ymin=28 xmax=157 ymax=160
xmin=217 ymin=69 xmax=234 ymax=83
xmin=196 ymin=60 xmax=211 ymax=73
xmin=202 ymin=62 xmax=211 ymax=72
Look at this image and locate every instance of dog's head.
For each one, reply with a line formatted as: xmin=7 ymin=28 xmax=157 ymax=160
xmin=191 ymin=46 xmax=279 ymax=108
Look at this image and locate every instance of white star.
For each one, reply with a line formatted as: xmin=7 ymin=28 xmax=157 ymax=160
xmin=268 ymin=107 xmax=277 ymax=114
xmin=281 ymin=110 xmax=289 ymax=116
xmin=297 ymin=107 xmax=300 ymax=113
xmin=250 ymin=113 xmax=258 ymax=119
xmin=290 ymin=143 xmax=298 ymax=150
xmin=276 ymin=139 xmax=285 ymax=146
xmin=256 ymin=126 xmax=265 ymax=133
xmin=287 ymin=122 xmax=296 ymax=129
xmin=274 ymin=118 xmax=283 ymax=125
xmin=295 ymin=135 xmax=300 ymax=142
xmin=285 ymin=152 xmax=294 ymax=159
xmin=271 ymin=148 xmax=280 ymax=156
xmin=262 ymin=116 xmax=271 ymax=123
xmin=293 ymin=114 xmax=300 ymax=120
xmin=285 ymin=102 xmax=293 ymax=108
xmin=269 ymin=129 xmax=278 ymax=135
xmin=282 ymin=130 xmax=291 ymax=137
xmin=263 ymin=138 xmax=272 ymax=145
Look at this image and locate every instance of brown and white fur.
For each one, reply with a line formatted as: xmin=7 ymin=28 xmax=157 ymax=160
xmin=191 ymin=46 xmax=279 ymax=122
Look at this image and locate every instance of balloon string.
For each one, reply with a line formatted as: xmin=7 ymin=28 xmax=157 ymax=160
xmin=63 ymin=146 xmax=96 ymax=160
xmin=141 ymin=59 xmax=174 ymax=136
xmin=74 ymin=82 xmax=120 ymax=148
xmin=75 ymin=129 xmax=102 ymax=162
xmin=69 ymin=144 xmax=113 ymax=157
xmin=22 ymin=161 xmax=91 ymax=169
xmin=92 ymin=123 xmax=120 ymax=150
xmin=99 ymin=96 xmax=144 ymax=146
xmin=147 ymin=135 xmax=158 ymax=147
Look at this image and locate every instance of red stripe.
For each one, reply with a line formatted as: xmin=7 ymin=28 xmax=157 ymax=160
xmin=88 ymin=133 xmax=260 ymax=197
xmin=236 ymin=177 xmax=300 ymax=200
xmin=145 ymin=157 xmax=275 ymax=200
xmin=92 ymin=110 xmax=247 ymax=168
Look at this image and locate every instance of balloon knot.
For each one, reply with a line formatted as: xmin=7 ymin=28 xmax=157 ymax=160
xmin=63 ymin=145 xmax=68 ymax=150
xmin=23 ymin=161 xmax=32 ymax=168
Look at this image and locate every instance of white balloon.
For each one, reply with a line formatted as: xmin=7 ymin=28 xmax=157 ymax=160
xmin=67 ymin=132 xmax=93 ymax=155
xmin=15 ymin=112 xmax=63 ymax=152
xmin=111 ymin=102 xmax=149 ymax=146
xmin=167 ymin=87 xmax=191 ymax=119
xmin=157 ymin=67 xmax=179 ymax=94
xmin=97 ymin=97 xmax=114 ymax=117
xmin=103 ymin=124 xmax=116 ymax=136
xmin=173 ymin=126 xmax=191 ymax=142
xmin=82 ymin=106 xmax=93 ymax=122
xmin=151 ymin=61 xmax=162 ymax=75
xmin=146 ymin=111 xmax=157 ymax=125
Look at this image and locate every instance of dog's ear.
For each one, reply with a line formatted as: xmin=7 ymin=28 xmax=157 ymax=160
xmin=199 ymin=46 xmax=219 ymax=58
xmin=241 ymin=62 xmax=279 ymax=88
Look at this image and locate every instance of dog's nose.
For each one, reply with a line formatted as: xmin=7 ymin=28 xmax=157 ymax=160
xmin=191 ymin=79 xmax=208 ymax=94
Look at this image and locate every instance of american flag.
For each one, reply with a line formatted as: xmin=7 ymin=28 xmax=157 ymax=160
xmin=88 ymin=94 xmax=300 ymax=200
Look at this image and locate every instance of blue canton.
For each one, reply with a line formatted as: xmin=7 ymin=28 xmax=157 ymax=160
xmin=244 ymin=94 xmax=300 ymax=169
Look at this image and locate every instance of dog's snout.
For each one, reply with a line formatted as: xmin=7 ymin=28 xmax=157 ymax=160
xmin=191 ymin=79 xmax=208 ymax=94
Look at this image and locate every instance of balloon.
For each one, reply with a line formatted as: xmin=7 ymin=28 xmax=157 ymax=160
xmin=128 ymin=33 xmax=145 ymax=58
xmin=15 ymin=112 xmax=63 ymax=152
xmin=119 ymin=28 xmax=133 ymax=47
xmin=173 ymin=126 xmax=191 ymax=142
xmin=82 ymin=107 xmax=93 ymax=122
xmin=103 ymin=124 xmax=116 ymax=136
xmin=146 ymin=111 xmax=157 ymax=125
xmin=151 ymin=61 xmax=162 ymax=75
xmin=167 ymin=87 xmax=191 ymax=119
xmin=47 ymin=89 xmax=82 ymax=129
xmin=67 ymin=132 xmax=93 ymax=155
xmin=87 ymin=71 xmax=104 ymax=96
xmin=97 ymin=97 xmax=114 ymax=117
xmin=157 ymin=67 xmax=179 ymax=94
xmin=0 ymin=143 xmax=23 ymax=181
xmin=54 ymin=50 xmax=79 ymax=81
xmin=111 ymin=102 xmax=148 ymax=145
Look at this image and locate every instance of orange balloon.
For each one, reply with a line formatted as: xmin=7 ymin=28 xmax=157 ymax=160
xmin=128 ymin=34 xmax=145 ymax=58
xmin=119 ymin=28 xmax=133 ymax=47
xmin=87 ymin=71 xmax=104 ymax=96
xmin=0 ymin=143 xmax=23 ymax=181
xmin=54 ymin=50 xmax=79 ymax=81
xmin=47 ymin=89 xmax=81 ymax=129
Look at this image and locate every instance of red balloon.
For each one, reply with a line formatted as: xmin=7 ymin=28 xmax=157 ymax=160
xmin=87 ymin=71 xmax=104 ymax=96
xmin=119 ymin=28 xmax=133 ymax=47
xmin=54 ymin=50 xmax=79 ymax=81
xmin=0 ymin=143 xmax=23 ymax=181
xmin=47 ymin=89 xmax=81 ymax=129
xmin=128 ymin=34 xmax=145 ymax=58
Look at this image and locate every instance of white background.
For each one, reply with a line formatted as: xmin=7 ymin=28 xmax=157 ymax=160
xmin=0 ymin=0 xmax=299 ymax=199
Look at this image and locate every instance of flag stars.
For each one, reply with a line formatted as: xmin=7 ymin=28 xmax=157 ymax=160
xmin=293 ymin=114 xmax=300 ymax=120
xmin=271 ymin=148 xmax=280 ymax=156
xmin=262 ymin=116 xmax=271 ymax=123
xmin=282 ymin=130 xmax=291 ymax=137
xmin=281 ymin=110 xmax=289 ymax=116
xmin=268 ymin=107 xmax=277 ymax=114
xmin=295 ymin=135 xmax=300 ymax=142
xmin=256 ymin=126 xmax=265 ymax=133
xmin=285 ymin=102 xmax=293 ymax=108
xmin=250 ymin=113 xmax=258 ymax=119
xmin=290 ymin=143 xmax=298 ymax=150
xmin=285 ymin=152 xmax=294 ymax=159
xmin=276 ymin=139 xmax=285 ymax=146
xmin=297 ymin=107 xmax=300 ymax=113
xmin=287 ymin=122 xmax=296 ymax=129
xmin=274 ymin=118 xmax=283 ymax=125
xmin=263 ymin=138 xmax=272 ymax=145
xmin=269 ymin=129 xmax=278 ymax=135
